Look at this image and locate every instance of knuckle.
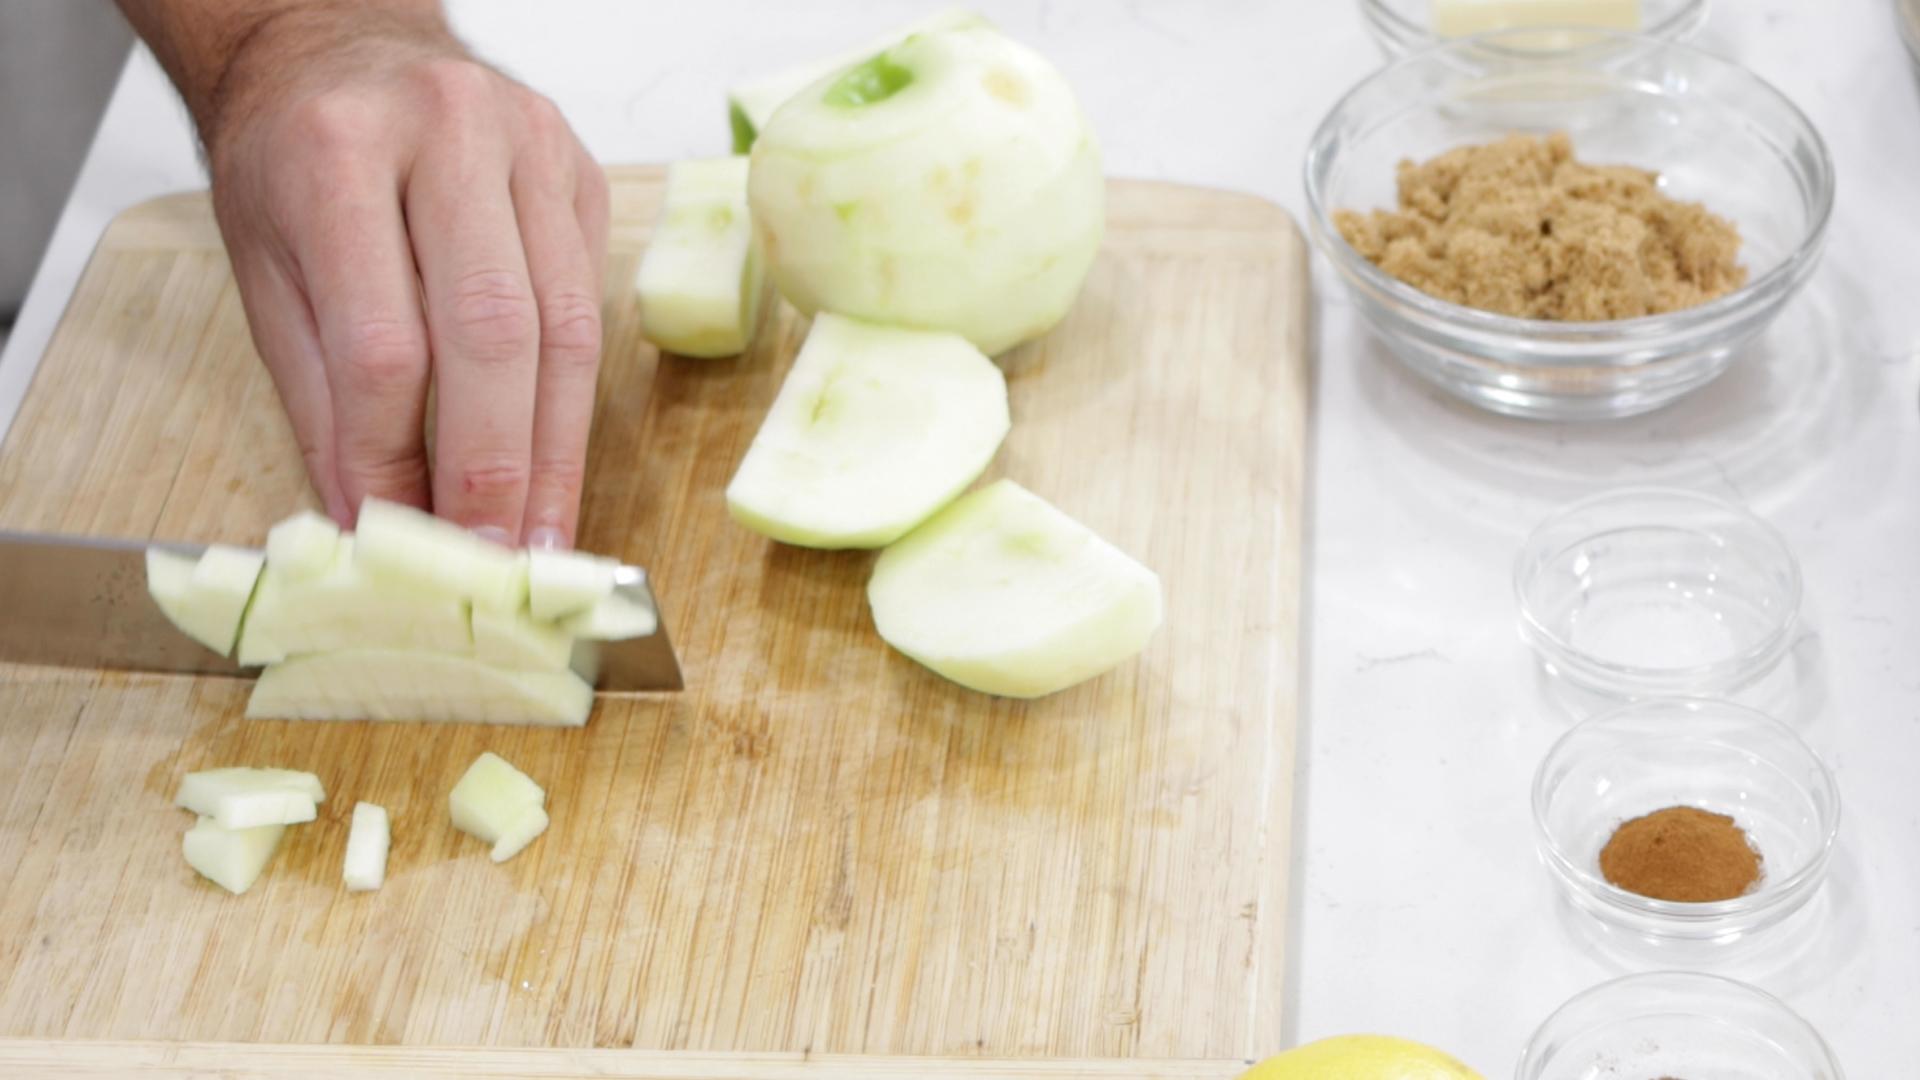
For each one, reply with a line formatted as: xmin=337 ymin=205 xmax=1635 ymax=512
xmin=531 ymin=455 xmax=587 ymax=500
xmin=338 ymin=320 xmax=428 ymax=391
xmin=540 ymin=291 xmax=604 ymax=367
xmin=341 ymin=449 xmax=428 ymax=496
xmin=453 ymin=454 xmax=532 ymax=501
xmin=445 ymin=270 xmax=539 ymax=359
xmin=414 ymin=58 xmax=498 ymax=116
xmin=282 ymin=92 xmax=372 ymax=157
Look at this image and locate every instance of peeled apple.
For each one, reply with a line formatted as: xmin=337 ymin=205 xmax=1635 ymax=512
xmin=237 ymin=539 xmax=472 ymax=666
xmin=748 ymin=21 xmax=1104 ymax=356
xmin=526 ymin=547 xmax=618 ymax=621
xmin=472 ymin=607 xmax=575 ymax=672
xmin=146 ymin=545 xmax=265 ymax=656
xmin=726 ymin=7 xmax=989 ymax=152
xmin=176 ymin=766 xmax=325 ymax=830
xmin=868 ymin=479 xmax=1161 ymax=698
xmin=246 ymin=649 xmax=594 ymax=727
xmin=182 ymin=816 xmax=285 ymax=895
xmin=449 ymin=751 xmax=549 ymax=863
xmin=264 ymin=510 xmax=340 ymax=580
xmin=637 ymin=157 xmax=766 ymax=359
xmin=354 ymin=498 xmax=527 ymax=614
xmin=342 ymin=802 xmax=390 ymax=892
xmin=725 ymin=313 xmax=1009 ymax=548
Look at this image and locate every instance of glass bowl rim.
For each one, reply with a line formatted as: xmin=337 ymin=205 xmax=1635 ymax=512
xmin=1529 ymin=696 xmax=1841 ymax=922
xmin=1302 ymin=27 xmax=1836 ymax=343
xmin=1516 ymin=969 xmax=1847 ymax=1078
xmin=1511 ymin=485 xmax=1805 ymax=687
xmin=1361 ymin=0 xmax=1711 ymax=52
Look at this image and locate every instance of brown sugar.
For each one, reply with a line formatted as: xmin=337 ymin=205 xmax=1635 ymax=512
xmin=1334 ymin=132 xmax=1748 ymax=321
xmin=1598 ymin=805 xmax=1763 ymax=903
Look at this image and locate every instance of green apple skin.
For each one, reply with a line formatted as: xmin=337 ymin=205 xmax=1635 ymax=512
xmin=748 ymin=24 xmax=1103 ymax=356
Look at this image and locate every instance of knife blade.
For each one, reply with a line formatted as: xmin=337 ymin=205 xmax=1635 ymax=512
xmin=0 ymin=531 xmax=683 ymax=692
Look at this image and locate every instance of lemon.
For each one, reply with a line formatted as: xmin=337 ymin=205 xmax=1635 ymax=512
xmin=1239 ymin=1035 xmax=1483 ymax=1080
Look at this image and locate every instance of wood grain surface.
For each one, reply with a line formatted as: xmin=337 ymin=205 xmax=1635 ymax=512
xmin=0 ymin=168 xmax=1309 ymax=1060
xmin=0 ymin=1041 xmax=1245 ymax=1078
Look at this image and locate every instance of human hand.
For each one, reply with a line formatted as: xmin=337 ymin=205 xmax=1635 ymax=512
xmin=191 ymin=6 xmax=610 ymax=547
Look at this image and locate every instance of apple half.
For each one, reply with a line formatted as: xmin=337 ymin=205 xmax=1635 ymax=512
xmin=726 ymin=313 xmax=1009 ymax=549
xmin=868 ymin=479 xmax=1162 ymax=698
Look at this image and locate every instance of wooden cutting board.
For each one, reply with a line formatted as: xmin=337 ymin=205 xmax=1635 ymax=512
xmin=0 ymin=168 xmax=1308 ymax=1068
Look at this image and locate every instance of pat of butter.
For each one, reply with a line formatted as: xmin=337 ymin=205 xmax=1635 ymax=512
xmin=1433 ymin=0 xmax=1643 ymax=37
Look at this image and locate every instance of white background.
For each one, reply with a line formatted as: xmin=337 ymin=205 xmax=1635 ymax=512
xmin=1 ymin=0 xmax=1915 ymax=1072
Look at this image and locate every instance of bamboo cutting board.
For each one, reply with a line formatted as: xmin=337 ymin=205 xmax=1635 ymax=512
xmin=0 ymin=168 xmax=1308 ymax=1066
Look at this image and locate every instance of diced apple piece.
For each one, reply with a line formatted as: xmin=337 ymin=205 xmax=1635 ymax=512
xmin=176 ymin=767 xmax=326 ymax=815
xmin=526 ymin=547 xmax=619 ymax=621
xmin=210 ymin=788 xmax=316 ymax=830
xmin=146 ymin=544 xmax=266 ymax=656
xmin=238 ymin=538 xmax=471 ymax=666
xmin=343 ymin=802 xmax=390 ymax=892
xmin=246 ymin=650 xmax=594 ymax=727
xmin=489 ymin=804 xmax=549 ymax=863
xmin=182 ymin=816 xmax=285 ymax=895
xmin=450 ymin=751 xmax=546 ymax=859
xmin=472 ymin=606 xmax=575 ymax=672
xmin=726 ymin=314 xmax=1009 ymax=549
xmin=560 ymin=592 xmax=658 ymax=640
xmin=868 ymin=479 xmax=1162 ymax=698
xmin=264 ymin=510 xmax=341 ymax=581
xmin=637 ymin=157 xmax=764 ymax=358
xmin=726 ymin=7 xmax=989 ymax=152
xmin=354 ymin=498 xmax=527 ymax=613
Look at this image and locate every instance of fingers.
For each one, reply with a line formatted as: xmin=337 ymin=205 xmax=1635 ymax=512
xmin=227 ymin=248 xmax=350 ymax=522
xmin=513 ymin=144 xmax=607 ymax=549
xmin=293 ymin=169 xmax=434 ymax=523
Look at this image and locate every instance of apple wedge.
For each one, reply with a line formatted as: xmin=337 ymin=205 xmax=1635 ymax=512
xmin=343 ymin=802 xmax=390 ymax=892
xmin=237 ymin=538 xmax=472 ymax=666
xmin=637 ymin=157 xmax=765 ymax=359
xmin=246 ymin=649 xmax=594 ymax=727
xmin=182 ymin=816 xmax=285 ymax=895
xmin=868 ymin=479 xmax=1162 ymax=698
xmin=727 ymin=7 xmax=988 ymax=152
xmin=146 ymin=544 xmax=266 ymax=656
xmin=354 ymin=497 xmax=527 ymax=614
xmin=726 ymin=313 xmax=1009 ymax=549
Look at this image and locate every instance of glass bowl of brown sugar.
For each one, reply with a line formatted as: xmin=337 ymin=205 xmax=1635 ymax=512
xmin=1303 ymin=30 xmax=1834 ymax=419
xmin=1531 ymin=698 xmax=1839 ymax=944
xmin=1517 ymin=971 xmax=1845 ymax=1079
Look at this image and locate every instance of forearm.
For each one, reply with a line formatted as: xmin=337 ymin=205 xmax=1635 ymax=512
xmin=115 ymin=0 xmax=449 ymax=143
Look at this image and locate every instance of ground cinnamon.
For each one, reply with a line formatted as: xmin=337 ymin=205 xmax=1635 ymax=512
xmin=1599 ymin=806 xmax=1762 ymax=903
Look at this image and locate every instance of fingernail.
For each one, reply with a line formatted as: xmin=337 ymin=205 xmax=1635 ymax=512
xmin=472 ymin=525 xmax=513 ymax=547
xmin=527 ymin=526 xmax=567 ymax=551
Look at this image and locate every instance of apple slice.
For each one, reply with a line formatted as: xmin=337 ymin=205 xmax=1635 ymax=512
xmin=264 ymin=510 xmax=341 ymax=581
xmin=560 ymin=591 xmax=658 ymax=640
xmin=237 ymin=539 xmax=472 ymax=665
xmin=867 ymin=479 xmax=1162 ymax=698
xmin=246 ymin=650 xmax=594 ymax=727
xmin=354 ymin=497 xmax=527 ymax=614
xmin=526 ymin=547 xmax=618 ymax=621
xmin=146 ymin=544 xmax=266 ymax=656
xmin=472 ymin=606 xmax=575 ymax=671
xmin=182 ymin=816 xmax=285 ymax=895
xmin=177 ymin=766 xmax=325 ymax=831
xmin=450 ymin=751 xmax=548 ymax=862
xmin=726 ymin=7 xmax=988 ymax=152
xmin=343 ymin=802 xmax=390 ymax=892
xmin=637 ymin=157 xmax=765 ymax=359
xmin=726 ymin=313 xmax=1009 ymax=549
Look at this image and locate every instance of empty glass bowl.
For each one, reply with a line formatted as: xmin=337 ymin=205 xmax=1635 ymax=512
xmin=1360 ymin=0 xmax=1710 ymax=57
xmin=1517 ymin=971 xmax=1845 ymax=1079
xmin=1514 ymin=488 xmax=1801 ymax=698
xmin=1304 ymin=31 xmax=1834 ymax=419
xmin=1532 ymin=698 xmax=1840 ymax=944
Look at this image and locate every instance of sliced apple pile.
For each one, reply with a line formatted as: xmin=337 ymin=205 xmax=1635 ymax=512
xmin=726 ymin=313 xmax=1009 ymax=548
xmin=174 ymin=766 xmax=324 ymax=895
xmin=147 ymin=500 xmax=657 ymax=727
xmin=869 ymin=480 xmax=1162 ymax=698
xmin=636 ymin=157 xmax=766 ymax=358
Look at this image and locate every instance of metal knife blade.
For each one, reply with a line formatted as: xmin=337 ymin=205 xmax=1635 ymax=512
xmin=0 ymin=531 xmax=683 ymax=692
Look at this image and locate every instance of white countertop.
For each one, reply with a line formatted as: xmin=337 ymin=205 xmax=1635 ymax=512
xmin=3 ymin=0 xmax=1915 ymax=1071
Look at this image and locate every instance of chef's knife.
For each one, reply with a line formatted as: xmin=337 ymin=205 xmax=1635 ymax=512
xmin=0 ymin=531 xmax=683 ymax=691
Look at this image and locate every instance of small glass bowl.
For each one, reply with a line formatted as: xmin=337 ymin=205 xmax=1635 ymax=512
xmin=1517 ymin=971 xmax=1845 ymax=1079
xmin=1303 ymin=31 xmax=1834 ymax=419
xmin=1360 ymin=0 xmax=1709 ymax=58
xmin=1532 ymin=698 xmax=1840 ymax=944
xmin=1514 ymin=488 xmax=1801 ymax=698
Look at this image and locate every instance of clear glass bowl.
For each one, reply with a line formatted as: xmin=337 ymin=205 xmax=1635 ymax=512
xmin=1532 ymin=698 xmax=1840 ymax=944
xmin=1514 ymin=488 xmax=1801 ymax=698
xmin=1303 ymin=31 xmax=1834 ymax=419
xmin=1360 ymin=0 xmax=1710 ymax=58
xmin=1517 ymin=971 xmax=1845 ymax=1079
